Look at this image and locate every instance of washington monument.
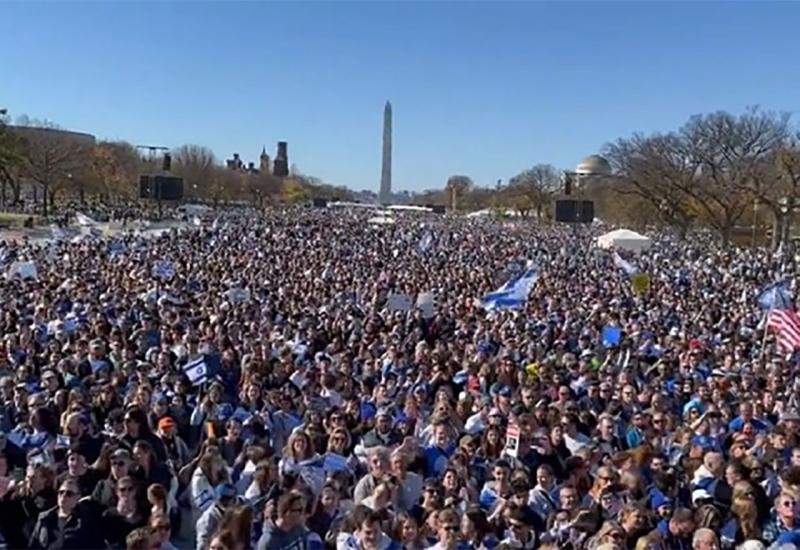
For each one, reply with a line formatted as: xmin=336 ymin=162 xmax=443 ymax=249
xmin=379 ymin=101 xmax=392 ymax=204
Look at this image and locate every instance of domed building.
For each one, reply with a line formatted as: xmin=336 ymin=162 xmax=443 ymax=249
xmin=576 ymin=154 xmax=612 ymax=176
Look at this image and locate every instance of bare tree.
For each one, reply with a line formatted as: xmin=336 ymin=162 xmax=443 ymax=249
xmin=16 ymin=121 xmax=91 ymax=216
xmin=506 ymin=164 xmax=560 ymax=218
xmin=0 ymin=109 xmax=26 ymax=206
xmin=92 ymin=141 xmax=141 ymax=200
xmin=172 ymin=145 xmax=216 ymax=199
xmin=445 ymin=175 xmax=473 ymax=211
xmin=771 ymin=135 xmax=800 ymax=247
xmin=678 ymin=108 xmax=788 ymax=245
xmin=603 ymin=133 xmax=697 ymax=238
xmin=246 ymin=172 xmax=284 ymax=206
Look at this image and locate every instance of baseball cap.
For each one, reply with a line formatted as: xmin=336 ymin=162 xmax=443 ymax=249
xmin=158 ymin=417 xmax=176 ymax=430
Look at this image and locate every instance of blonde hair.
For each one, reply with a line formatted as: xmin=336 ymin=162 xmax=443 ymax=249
xmin=731 ymin=481 xmax=760 ymax=540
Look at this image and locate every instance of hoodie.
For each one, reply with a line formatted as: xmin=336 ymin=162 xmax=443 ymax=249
xmin=257 ymin=521 xmax=322 ymax=550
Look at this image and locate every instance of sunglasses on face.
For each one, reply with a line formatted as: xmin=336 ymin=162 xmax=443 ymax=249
xmin=442 ymin=524 xmax=459 ymax=532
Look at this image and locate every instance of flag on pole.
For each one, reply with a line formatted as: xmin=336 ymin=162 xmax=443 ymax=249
xmin=152 ymin=260 xmax=176 ymax=281
xmin=612 ymin=251 xmax=638 ymax=276
xmin=481 ymin=262 xmax=539 ymax=310
xmin=768 ymin=309 xmax=800 ymax=352
xmin=418 ymin=231 xmax=433 ymax=253
xmin=74 ymin=212 xmax=97 ymax=226
xmin=50 ymin=224 xmax=66 ymax=241
xmin=758 ymin=281 xmax=794 ymax=311
xmin=183 ymin=354 xmax=220 ymax=386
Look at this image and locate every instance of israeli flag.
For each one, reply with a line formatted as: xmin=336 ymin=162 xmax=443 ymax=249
xmin=612 ymin=251 xmax=638 ymax=277
xmin=418 ymin=231 xmax=433 ymax=253
xmin=758 ymin=281 xmax=794 ymax=311
xmin=50 ymin=224 xmax=66 ymax=241
xmin=226 ymin=287 xmax=251 ymax=304
xmin=75 ymin=212 xmax=97 ymax=226
xmin=108 ymin=240 xmax=127 ymax=257
xmin=183 ymin=356 xmax=209 ymax=386
xmin=481 ymin=262 xmax=539 ymax=310
xmin=152 ymin=260 xmax=176 ymax=281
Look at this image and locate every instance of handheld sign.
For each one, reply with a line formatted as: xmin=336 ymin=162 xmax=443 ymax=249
xmin=602 ymin=326 xmax=622 ymax=349
xmin=505 ymin=423 xmax=520 ymax=458
xmin=387 ymin=293 xmax=413 ymax=312
xmin=416 ymin=292 xmax=436 ymax=319
xmin=631 ymin=273 xmax=651 ymax=295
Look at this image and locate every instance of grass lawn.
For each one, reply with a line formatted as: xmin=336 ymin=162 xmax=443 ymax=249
xmin=0 ymin=212 xmax=41 ymax=227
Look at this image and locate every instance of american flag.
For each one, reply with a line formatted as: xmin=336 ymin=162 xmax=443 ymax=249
xmin=768 ymin=309 xmax=800 ymax=351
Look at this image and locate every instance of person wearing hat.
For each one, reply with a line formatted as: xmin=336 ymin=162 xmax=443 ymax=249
xmin=196 ymin=482 xmax=239 ymax=550
xmin=156 ymin=416 xmax=190 ymax=471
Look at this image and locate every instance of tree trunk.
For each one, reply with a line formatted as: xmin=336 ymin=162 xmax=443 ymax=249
xmin=719 ymin=223 xmax=733 ymax=247
xmin=11 ymin=179 xmax=20 ymax=204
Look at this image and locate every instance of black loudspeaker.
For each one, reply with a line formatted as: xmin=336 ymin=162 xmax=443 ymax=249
xmin=162 ymin=153 xmax=172 ymax=172
xmin=431 ymin=205 xmax=446 ymax=214
xmin=312 ymin=198 xmax=328 ymax=208
xmin=273 ymin=141 xmax=289 ymax=177
xmin=555 ymin=199 xmax=594 ymax=223
xmin=139 ymin=175 xmax=153 ymax=199
xmin=154 ymin=176 xmax=184 ymax=200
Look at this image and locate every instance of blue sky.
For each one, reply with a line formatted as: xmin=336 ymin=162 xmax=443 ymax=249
xmin=2 ymin=1 xmax=798 ymax=193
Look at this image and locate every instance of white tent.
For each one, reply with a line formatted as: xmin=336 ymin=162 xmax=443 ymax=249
xmin=596 ymin=229 xmax=651 ymax=252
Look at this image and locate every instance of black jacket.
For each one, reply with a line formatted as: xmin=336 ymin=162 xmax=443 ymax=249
xmin=29 ymin=505 xmax=104 ymax=549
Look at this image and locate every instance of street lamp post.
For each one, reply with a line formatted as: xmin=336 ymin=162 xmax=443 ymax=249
xmin=752 ymin=198 xmax=759 ymax=248
xmin=779 ymin=196 xmax=794 ymax=252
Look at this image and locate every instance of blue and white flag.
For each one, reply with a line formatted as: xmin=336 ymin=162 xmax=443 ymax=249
xmin=108 ymin=240 xmax=127 ymax=257
xmin=183 ymin=355 xmax=214 ymax=386
xmin=418 ymin=231 xmax=433 ymax=253
xmin=758 ymin=281 xmax=794 ymax=311
xmin=152 ymin=260 xmax=176 ymax=281
xmin=6 ymin=261 xmax=38 ymax=281
xmin=50 ymin=224 xmax=66 ymax=241
xmin=612 ymin=251 xmax=638 ymax=277
xmin=75 ymin=212 xmax=97 ymax=227
xmin=481 ymin=262 xmax=539 ymax=310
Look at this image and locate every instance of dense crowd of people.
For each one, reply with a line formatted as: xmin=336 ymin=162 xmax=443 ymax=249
xmin=0 ymin=206 xmax=799 ymax=550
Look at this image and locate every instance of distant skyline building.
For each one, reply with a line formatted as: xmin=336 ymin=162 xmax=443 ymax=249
xmin=225 ymin=147 xmax=272 ymax=175
xmin=379 ymin=101 xmax=392 ymax=204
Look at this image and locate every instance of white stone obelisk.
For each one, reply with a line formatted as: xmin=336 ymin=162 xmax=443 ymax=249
xmin=379 ymin=101 xmax=392 ymax=205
